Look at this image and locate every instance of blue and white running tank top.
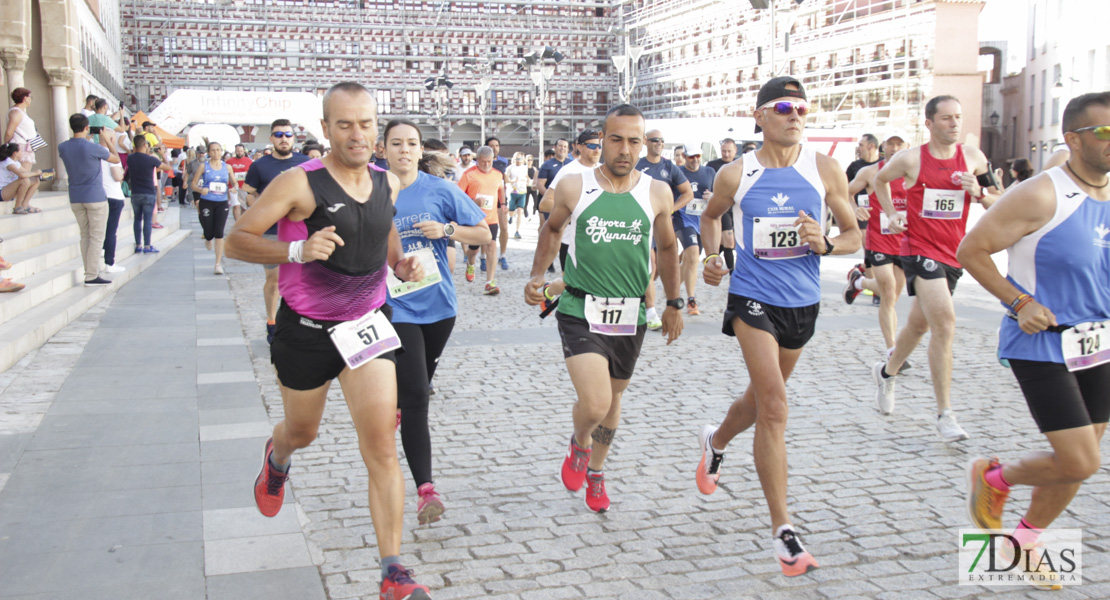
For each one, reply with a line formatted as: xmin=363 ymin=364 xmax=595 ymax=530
xmin=729 ymin=146 xmax=826 ymax=307
xmin=998 ymin=166 xmax=1110 ymax=362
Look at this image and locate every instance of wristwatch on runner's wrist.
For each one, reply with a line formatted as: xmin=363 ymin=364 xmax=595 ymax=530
xmin=666 ymin=297 xmax=685 ymax=310
xmin=822 ymin=236 xmax=835 ymax=256
xmin=443 ymin=223 xmax=455 ymax=238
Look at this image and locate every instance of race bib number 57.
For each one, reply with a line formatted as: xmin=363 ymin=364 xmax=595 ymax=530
xmin=328 ymin=309 xmax=401 ymax=370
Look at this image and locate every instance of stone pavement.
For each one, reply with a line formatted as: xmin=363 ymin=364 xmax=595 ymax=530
xmin=1 ymin=209 xmax=1109 ymax=599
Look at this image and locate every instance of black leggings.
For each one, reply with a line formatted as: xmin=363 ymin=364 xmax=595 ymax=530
xmin=394 ymin=317 xmax=456 ymax=487
xmin=198 ymin=200 xmax=230 ymax=240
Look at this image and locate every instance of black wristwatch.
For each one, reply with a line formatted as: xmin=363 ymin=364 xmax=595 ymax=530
xmin=666 ymin=297 xmax=685 ymax=310
xmin=443 ymin=223 xmax=455 ymax=238
xmin=822 ymin=236 xmax=835 ymax=256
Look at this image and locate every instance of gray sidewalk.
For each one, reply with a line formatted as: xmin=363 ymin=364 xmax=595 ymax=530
xmin=0 ymin=216 xmax=324 ymax=599
xmin=1 ymin=208 xmax=1110 ymax=599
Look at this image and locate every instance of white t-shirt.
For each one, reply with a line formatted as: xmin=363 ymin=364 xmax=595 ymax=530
xmin=80 ymin=109 xmax=95 ymax=117
xmin=0 ymin=157 xmax=20 ymax=188
xmin=101 ymin=160 xmax=125 ymax=200
xmin=116 ymin=131 xmax=133 ymax=153
xmin=506 ymin=164 xmax=530 ymax=194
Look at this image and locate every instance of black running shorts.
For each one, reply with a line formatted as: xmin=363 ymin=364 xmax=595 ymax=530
xmin=865 ymin=249 xmax=903 ymax=269
xmin=270 ymin=301 xmax=396 ymax=391
xmin=469 ymin=224 xmax=498 ymax=250
xmin=723 ymin=293 xmax=819 ymax=350
xmin=1009 ymin=359 xmax=1110 ymax=433
xmin=556 ymin=312 xmax=646 ymax=381
xmin=902 ymin=254 xmax=962 ymax=296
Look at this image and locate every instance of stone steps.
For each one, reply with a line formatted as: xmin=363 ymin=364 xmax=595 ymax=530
xmin=0 ymin=192 xmax=192 ymax=372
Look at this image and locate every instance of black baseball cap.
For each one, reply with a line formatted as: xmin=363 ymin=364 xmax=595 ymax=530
xmin=754 ymin=76 xmax=807 ymax=133
xmin=576 ymin=128 xmax=601 ymax=144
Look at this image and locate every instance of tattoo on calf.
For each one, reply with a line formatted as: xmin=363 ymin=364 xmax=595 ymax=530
xmin=592 ymin=425 xmax=616 ymax=446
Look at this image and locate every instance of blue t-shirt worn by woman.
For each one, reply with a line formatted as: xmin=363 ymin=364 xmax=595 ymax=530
xmin=388 ymin=171 xmax=488 ymax=324
xmin=200 ymin=161 xmax=231 ymax=202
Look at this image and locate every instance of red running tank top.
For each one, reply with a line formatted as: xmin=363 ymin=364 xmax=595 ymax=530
xmin=865 ymin=160 xmax=907 ymax=255
xmin=904 ymin=144 xmax=971 ymax=268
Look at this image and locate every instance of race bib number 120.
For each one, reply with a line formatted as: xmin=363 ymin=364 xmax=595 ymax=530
xmin=584 ymin=295 xmax=640 ymax=336
xmin=752 ymin=216 xmax=807 ymax=259
xmin=328 ymin=309 xmax=401 ymax=370
xmin=1062 ymin=320 xmax=1110 ymax=372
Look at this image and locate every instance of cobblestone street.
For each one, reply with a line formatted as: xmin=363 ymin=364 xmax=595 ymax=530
xmin=1 ymin=211 xmax=1108 ymax=599
xmin=227 ymin=214 xmax=1110 ymax=600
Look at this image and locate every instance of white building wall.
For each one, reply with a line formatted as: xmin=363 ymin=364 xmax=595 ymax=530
xmin=1022 ymin=0 xmax=1110 ymax=170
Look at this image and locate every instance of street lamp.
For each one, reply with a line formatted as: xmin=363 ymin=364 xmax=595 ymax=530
xmin=425 ymin=74 xmax=454 ymax=140
xmin=520 ymin=46 xmax=564 ymax=164
xmin=465 ymin=55 xmax=494 ymax=145
xmin=609 ymin=26 xmax=644 ymax=103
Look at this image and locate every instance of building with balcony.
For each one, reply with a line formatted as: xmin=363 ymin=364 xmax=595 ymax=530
xmin=121 ymin=0 xmax=620 ymax=152
xmin=625 ymin=0 xmax=986 ymax=146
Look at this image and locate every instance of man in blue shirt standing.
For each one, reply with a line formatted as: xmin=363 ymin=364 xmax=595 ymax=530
xmin=635 ymin=129 xmax=693 ymax=329
xmin=58 ymin=113 xmax=121 ymax=286
xmin=678 ymin=143 xmax=717 ymax=315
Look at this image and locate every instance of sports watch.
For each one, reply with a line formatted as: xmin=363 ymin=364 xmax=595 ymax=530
xmin=666 ymin=297 xmax=685 ymax=310
xmin=822 ymin=236 xmax=835 ymax=256
xmin=443 ymin=223 xmax=455 ymax=238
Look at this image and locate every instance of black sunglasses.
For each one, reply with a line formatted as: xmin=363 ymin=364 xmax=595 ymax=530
xmin=647 ymin=137 xmax=664 ymax=143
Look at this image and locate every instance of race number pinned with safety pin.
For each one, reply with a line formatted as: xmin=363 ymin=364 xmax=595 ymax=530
xmin=752 ymin=217 xmax=807 ymax=259
xmin=477 ymin=193 xmax=496 ymax=211
xmin=921 ymin=188 xmax=964 ymax=219
xmin=584 ymin=295 xmax=640 ymax=336
xmin=387 ymin=247 xmax=442 ymax=298
xmin=1062 ymin=320 xmax=1110 ymax=372
xmin=328 ymin=309 xmax=401 ymax=370
xmin=686 ymin=198 xmax=708 ymax=216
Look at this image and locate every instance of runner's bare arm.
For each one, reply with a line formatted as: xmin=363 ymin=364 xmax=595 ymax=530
xmin=651 ymin=179 xmax=684 ymax=344
xmin=814 ymin=153 xmax=861 ymax=254
xmin=958 ymin=174 xmax=1058 ymax=333
xmin=388 ymin=224 xmax=424 ymax=283
xmin=849 ymin=163 xmax=877 ymax=222
xmin=241 ymin=183 xmax=259 ymax=207
xmin=412 ymin=220 xmax=492 ymax=246
xmin=537 ymin=186 xmax=555 ymax=213
xmin=672 ymin=181 xmax=694 ymax=212
xmin=525 ymin=174 xmax=581 ymax=304
xmin=225 ymin=168 xmax=318 ymax=264
xmin=700 ymin=162 xmax=740 ymax=286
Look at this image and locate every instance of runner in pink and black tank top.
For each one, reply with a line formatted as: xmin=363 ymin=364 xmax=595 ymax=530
xmin=869 ymin=95 xmax=1001 ymax=443
xmin=224 ymin=82 xmax=433 ymax=600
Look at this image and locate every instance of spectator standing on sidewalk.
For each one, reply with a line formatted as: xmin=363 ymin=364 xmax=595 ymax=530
xmin=57 ymin=113 xmax=120 ymax=286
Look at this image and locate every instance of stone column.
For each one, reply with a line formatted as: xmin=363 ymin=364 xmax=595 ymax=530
xmin=0 ymin=48 xmax=30 ymax=92
xmin=47 ymin=68 xmax=73 ymax=192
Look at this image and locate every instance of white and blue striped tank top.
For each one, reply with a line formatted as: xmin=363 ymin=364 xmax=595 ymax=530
xmin=729 ymin=146 xmax=826 ymax=307
xmin=998 ymin=167 xmax=1110 ymax=362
